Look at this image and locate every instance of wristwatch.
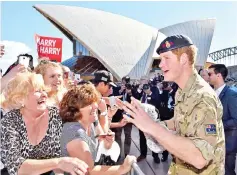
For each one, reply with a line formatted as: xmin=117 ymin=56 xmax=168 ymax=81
xmin=100 ymin=111 xmax=108 ymax=116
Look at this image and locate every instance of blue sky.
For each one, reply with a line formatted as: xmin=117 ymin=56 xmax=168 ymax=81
xmin=1 ymin=1 xmax=237 ymax=72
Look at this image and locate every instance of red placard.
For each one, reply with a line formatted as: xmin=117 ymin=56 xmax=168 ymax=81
xmin=35 ymin=34 xmax=63 ymax=62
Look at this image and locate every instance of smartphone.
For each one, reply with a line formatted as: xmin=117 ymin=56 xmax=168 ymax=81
xmin=18 ymin=56 xmax=30 ymax=68
xmin=95 ymin=134 xmax=113 ymax=139
xmin=74 ymin=74 xmax=80 ymax=81
xmin=109 ymin=96 xmax=116 ymax=108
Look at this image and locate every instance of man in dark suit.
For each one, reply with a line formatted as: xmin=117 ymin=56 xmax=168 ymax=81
xmin=143 ymin=84 xmax=161 ymax=109
xmin=137 ymin=84 xmax=161 ymax=163
xmin=209 ymin=64 xmax=237 ymax=175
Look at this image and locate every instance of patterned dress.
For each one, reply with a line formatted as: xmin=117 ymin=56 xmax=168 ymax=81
xmin=1 ymin=106 xmax=62 ymax=175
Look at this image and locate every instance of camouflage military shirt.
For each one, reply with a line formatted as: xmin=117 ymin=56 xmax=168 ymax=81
xmin=168 ymin=70 xmax=225 ymax=175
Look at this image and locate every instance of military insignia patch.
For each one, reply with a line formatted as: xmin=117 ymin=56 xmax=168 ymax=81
xmin=205 ymin=124 xmax=217 ymax=135
xmin=161 ymin=41 xmax=174 ymax=49
xmin=165 ymin=41 xmax=171 ymax=48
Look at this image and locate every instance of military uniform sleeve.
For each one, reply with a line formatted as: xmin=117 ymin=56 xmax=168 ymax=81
xmin=185 ymin=98 xmax=221 ymax=162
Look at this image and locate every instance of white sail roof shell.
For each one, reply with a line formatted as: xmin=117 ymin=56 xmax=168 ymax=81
xmin=34 ymin=4 xmax=159 ymax=80
xmin=34 ymin=4 xmax=215 ymax=79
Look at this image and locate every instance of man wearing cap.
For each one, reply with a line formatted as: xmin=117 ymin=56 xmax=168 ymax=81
xmin=93 ymin=70 xmax=117 ymax=133
xmin=122 ymin=35 xmax=225 ymax=174
xmin=93 ymin=70 xmax=117 ymax=95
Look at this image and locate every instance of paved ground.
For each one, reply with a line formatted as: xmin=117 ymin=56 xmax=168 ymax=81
xmin=119 ymin=126 xmax=172 ymax=175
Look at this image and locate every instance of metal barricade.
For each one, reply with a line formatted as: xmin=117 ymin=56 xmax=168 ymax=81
xmin=127 ymin=163 xmax=145 ymax=175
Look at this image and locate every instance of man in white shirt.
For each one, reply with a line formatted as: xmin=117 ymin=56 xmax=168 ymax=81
xmin=215 ymin=84 xmax=226 ymax=97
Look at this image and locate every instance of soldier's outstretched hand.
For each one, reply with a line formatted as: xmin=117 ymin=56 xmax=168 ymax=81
xmin=122 ymin=97 xmax=155 ymax=133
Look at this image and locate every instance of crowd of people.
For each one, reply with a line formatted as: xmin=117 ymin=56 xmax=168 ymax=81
xmin=0 ymin=58 xmax=137 ymax=175
xmin=111 ymin=74 xmax=178 ymax=164
xmin=0 ymin=34 xmax=237 ymax=175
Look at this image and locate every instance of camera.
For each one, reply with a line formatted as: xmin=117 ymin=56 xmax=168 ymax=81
xmin=160 ymin=75 xmax=164 ymax=81
xmin=125 ymin=83 xmax=132 ymax=90
xmin=143 ymin=84 xmax=150 ymax=90
xmin=162 ymin=82 xmax=169 ymax=89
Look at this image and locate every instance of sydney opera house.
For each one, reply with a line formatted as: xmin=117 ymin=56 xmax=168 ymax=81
xmin=33 ymin=4 xmax=216 ymax=81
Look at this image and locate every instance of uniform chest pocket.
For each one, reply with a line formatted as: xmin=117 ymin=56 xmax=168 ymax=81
xmin=175 ymin=102 xmax=197 ymax=136
xmin=175 ymin=106 xmax=187 ymax=136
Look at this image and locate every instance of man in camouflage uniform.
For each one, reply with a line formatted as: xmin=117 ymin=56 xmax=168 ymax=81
xmin=122 ymin=35 xmax=225 ymax=174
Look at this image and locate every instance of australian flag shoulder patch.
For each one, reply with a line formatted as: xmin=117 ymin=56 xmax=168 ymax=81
xmin=205 ymin=124 xmax=217 ymax=135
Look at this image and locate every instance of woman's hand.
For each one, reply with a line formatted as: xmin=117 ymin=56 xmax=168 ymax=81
xmin=5 ymin=64 xmax=26 ymax=80
xmin=108 ymin=107 xmax=118 ymax=120
xmin=119 ymin=118 xmax=128 ymax=127
xmin=102 ymin=96 xmax=123 ymax=109
xmin=101 ymin=131 xmax=115 ymax=149
xmin=57 ymin=157 xmax=88 ymax=175
xmin=98 ymin=98 xmax=107 ymax=114
xmin=121 ymin=155 xmax=137 ymax=173
xmin=64 ymin=79 xmax=76 ymax=89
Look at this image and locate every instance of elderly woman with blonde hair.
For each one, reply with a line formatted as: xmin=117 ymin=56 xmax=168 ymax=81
xmin=34 ymin=60 xmax=67 ymax=107
xmin=1 ymin=72 xmax=88 ymax=175
xmin=60 ymin=83 xmax=136 ymax=175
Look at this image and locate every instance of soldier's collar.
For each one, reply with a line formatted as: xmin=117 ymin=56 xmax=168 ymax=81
xmin=176 ymin=69 xmax=197 ymax=102
xmin=182 ymin=69 xmax=197 ymax=93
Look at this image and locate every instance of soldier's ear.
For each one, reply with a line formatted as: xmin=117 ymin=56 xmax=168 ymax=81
xmin=180 ymin=53 xmax=188 ymax=65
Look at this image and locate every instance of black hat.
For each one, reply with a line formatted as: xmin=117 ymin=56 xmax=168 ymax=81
xmin=143 ymin=84 xmax=150 ymax=90
xmin=156 ymin=35 xmax=193 ymax=55
xmin=93 ymin=70 xmax=117 ymax=87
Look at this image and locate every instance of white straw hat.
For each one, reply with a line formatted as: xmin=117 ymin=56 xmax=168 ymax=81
xmin=95 ymin=140 xmax=120 ymax=163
